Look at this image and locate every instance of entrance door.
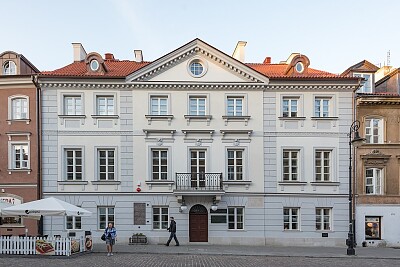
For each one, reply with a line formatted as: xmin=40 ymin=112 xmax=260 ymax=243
xmin=189 ymin=204 xmax=208 ymax=242
xmin=190 ymin=150 xmax=206 ymax=188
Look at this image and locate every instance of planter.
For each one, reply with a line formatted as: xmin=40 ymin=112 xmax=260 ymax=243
xmin=129 ymin=235 xmax=147 ymax=245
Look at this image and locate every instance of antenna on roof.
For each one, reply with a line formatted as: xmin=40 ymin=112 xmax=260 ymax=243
xmin=387 ymin=50 xmax=391 ymax=66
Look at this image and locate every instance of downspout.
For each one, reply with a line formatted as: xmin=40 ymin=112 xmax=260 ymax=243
xmin=32 ymin=74 xmax=43 ymax=235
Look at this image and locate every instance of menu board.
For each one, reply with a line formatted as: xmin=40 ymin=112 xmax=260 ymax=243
xmin=35 ymin=240 xmax=55 ymax=255
xmin=85 ymin=235 xmax=93 ymax=251
xmin=71 ymin=239 xmax=80 ymax=254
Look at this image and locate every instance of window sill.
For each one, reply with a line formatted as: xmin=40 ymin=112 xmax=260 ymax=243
xmin=146 ymin=180 xmax=174 ymax=190
xmin=145 ymin=115 xmax=174 ymax=126
xmin=6 ymin=119 xmax=31 ymax=125
xmin=0 ymin=225 xmax=25 ymax=228
xmin=222 ymin=116 xmax=250 ymax=126
xmin=227 ymin=229 xmax=246 ymax=232
xmin=278 ymin=181 xmax=307 ymax=185
xmin=278 ymin=117 xmax=306 ymax=120
xmin=223 ymin=180 xmax=252 ymax=190
xmin=58 ymin=181 xmax=89 ymax=185
xmin=311 ymin=117 xmax=338 ymax=120
xmin=8 ymin=169 xmax=31 ymax=174
xmin=59 ymin=115 xmax=86 ymax=118
xmin=91 ymin=115 xmax=119 ymax=119
xmin=91 ymin=181 xmax=121 ymax=185
xmin=184 ymin=115 xmax=212 ymax=126
xmin=311 ymin=182 xmax=340 ymax=186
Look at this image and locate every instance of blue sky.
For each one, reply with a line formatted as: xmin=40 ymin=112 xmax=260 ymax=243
xmin=1 ymin=0 xmax=398 ymax=74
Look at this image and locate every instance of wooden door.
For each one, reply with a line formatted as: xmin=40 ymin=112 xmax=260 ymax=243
xmin=189 ymin=204 xmax=208 ymax=242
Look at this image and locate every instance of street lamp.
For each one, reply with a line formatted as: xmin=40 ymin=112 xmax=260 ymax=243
xmin=346 ymin=120 xmax=366 ymax=256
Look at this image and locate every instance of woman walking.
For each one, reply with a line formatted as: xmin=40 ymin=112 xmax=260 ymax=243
xmin=104 ymin=222 xmax=117 ymax=256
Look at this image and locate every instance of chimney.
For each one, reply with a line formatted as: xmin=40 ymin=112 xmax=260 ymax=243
xmin=232 ymin=41 xmax=247 ymax=62
xmin=72 ymin=43 xmax=87 ymax=62
xmin=105 ymin=53 xmax=115 ymax=60
xmin=134 ymin=50 xmax=143 ymax=62
xmin=263 ymin=57 xmax=271 ymax=64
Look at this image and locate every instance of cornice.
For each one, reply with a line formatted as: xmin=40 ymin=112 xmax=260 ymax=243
xmin=265 ymin=84 xmax=359 ymax=91
xmin=264 ymin=132 xmax=343 ymax=137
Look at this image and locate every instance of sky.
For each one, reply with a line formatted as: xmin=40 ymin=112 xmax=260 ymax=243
xmin=1 ymin=0 xmax=398 ymax=74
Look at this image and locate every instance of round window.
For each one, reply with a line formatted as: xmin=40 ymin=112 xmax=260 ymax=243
xmin=295 ymin=62 xmax=304 ymax=73
xmin=90 ymin=60 xmax=99 ymax=71
xmin=190 ymin=61 xmax=204 ymax=76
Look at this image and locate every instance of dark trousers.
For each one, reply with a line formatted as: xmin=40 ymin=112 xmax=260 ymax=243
xmin=166 ymin=232 xmax=179 ymax=245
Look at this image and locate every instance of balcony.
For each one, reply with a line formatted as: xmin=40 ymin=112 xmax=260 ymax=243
xmin=175 ymin=173 xmax=224 ymax=193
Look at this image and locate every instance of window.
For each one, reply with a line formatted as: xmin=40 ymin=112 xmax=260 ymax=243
xmin=98 ymin=207 xmax=114 ymax=229
xmin=314 ymin=98 xmax=330 ymax=117
xmin=228 ymin=207 xmax=244 ymax=230
xmin=11 ymin=144 xmax=29 ymax=169
xmin=282 ymin=97 xmax=298 ymax=117
xmin=283 ymin=208 xmax=299 ymax=230
xmin=354 ymin=73 xmax=372 ymax=93
xmin=365 ymin=168 xmax=382 ymax=195
xmin=188 ymin=59 xmax=207 ymax=77
xmin=3 ymin=61 xmax=16 ymax=75
xmin=227 ymin=150 xmax=243 ymax=180
xmin=64 ymin=96 xmax=82 ymax=115
xmin=283 ymin=150 xmax=299 ymax=181
xmin=227 ymin=97 xmax=243 ymax=116
xmin=295 ymin=62 xmax=304 ymax=73
xmin=152 ymin=207 xmax=168 ymax=230
xmin=365 ymin=216 xmax=381 ymax=240
xmin=316 ymin=208 xmax=331 ymax=231
xmin=189 ymin=97 xmax=206 ymax=115
xmin=11 ymin=98 xmax=28 ymax=119
xmin=315 ymin=150 xmax=331 ymax=182
xmin=96 ymin=96 xmax=114 ymax=115
xmin=65 ymin=149 xmax=82 ymax=180
xmin=365 ymin=118 xmax=383 ymax=144
xmin=152 ymin=150 xmax=168 ymax=180
xmin=90 ymin=60 xmax=99 ymax=71
xmin=150 ymin=96 xmax=168 ymax=115
xmin=98 ymin=149 xmax=115 ymax=180
xmin=66 ymin=216 xmax=82 ymax=230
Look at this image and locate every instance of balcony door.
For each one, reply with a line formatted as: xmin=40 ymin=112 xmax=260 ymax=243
xmin=190 ymin=150 xmax=206 ymax=188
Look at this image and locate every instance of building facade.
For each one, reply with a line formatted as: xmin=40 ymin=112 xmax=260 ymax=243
xmin=0 ymin=51 xmax=40 ymax=235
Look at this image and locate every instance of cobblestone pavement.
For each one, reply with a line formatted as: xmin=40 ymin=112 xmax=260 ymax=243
xmin=1 ymin=253 xmax=400 ymax=267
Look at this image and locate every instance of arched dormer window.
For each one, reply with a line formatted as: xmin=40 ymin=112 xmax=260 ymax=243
xmin=3 ymin=61 xmax=17 ymax=75
xmin=85 ymin=52 xmax=107 ymax=74
xmin=8 ymin=95 xmax=29 ymax=122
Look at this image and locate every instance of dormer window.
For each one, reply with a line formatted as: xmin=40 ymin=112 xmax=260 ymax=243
xmin=3 ymin=61 xmax=17 ymax=75
xmin=295 ymin=62 xmax=304 ymax=73
xmin=354 ymin=73 xmax=373 ymax=93
xmin=90 ymin=60 xmax=99 ymax=71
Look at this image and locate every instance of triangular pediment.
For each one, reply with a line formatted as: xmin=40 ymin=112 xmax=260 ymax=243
xmin=126 ymin=39 xmax=269 ymax=84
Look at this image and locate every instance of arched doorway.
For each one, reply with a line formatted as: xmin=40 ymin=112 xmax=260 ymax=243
xmin=189 ymin=204 xmax=208 ymax=242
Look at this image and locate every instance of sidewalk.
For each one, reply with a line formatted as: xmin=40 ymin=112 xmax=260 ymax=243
xmin=92 ymin=243 xmax=400 ymax=259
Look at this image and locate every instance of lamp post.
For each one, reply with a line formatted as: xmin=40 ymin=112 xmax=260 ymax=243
xmin=346 ymin=120 xmax=366 ymax=255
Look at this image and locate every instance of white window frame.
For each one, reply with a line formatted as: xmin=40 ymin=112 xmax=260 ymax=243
xmin=228 ymin=207 xmax=244 ymax=230
xmin=354 ymin=73 xmax=373 ymax=93
xmin=95 ymin=95 xmax=115 ymax=115
xmin=3 ymin=60 xmax=17 ymax=75
xmin=365 ymin=118 xmax=383 ymax=144
xmin=97 ymin=148 xmax=116 ymax=181
xmin=227 ymin=149 xmax=244 ymax=181
xmin=64 ymin=148 xmax=83 ymax=181
xmin=152 ymin=206 xmax=169 ymax=230
xmin=188 ymin=96 xmax=207 ymax=116
xmin=226 ymin=96 xmax=244 ymax=116
xmin=63 ymin=95 xmax=83 ymax=115
xmin=314 ymin=97 xmax=331 ymax=117
xmin=151 ymin=149 xmax=168 ymax=180
xmin=365 ymin=167 xmax=383 ymax=195
xmin=9 ymin=142 xmax=30 ymax=170
xmin=315 ymin=150 xmax=332 ymax=182
xmin=282 ymin=97 xmax=299 ymax=118
xmin=150 ymin=95 xmax=169 ymax=115
xmin=98 ymin=206 xmax=115 ymax=230
xmin=8 ymin=95 xmax=29 ymax=121
xmin=283 ymin=208 xmax=299 ymax=230
xmin=66 ymin=216 xmax=82 ymax=230
xmin=282 ymin=149 xmax=299 ymax=181
xmin=315 ymin=208 xmax=332 ymax=231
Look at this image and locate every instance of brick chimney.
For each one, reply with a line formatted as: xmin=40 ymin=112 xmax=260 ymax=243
xmin=263 ymin=57 xmax=271 ymax=64
xmin=105 ymin=53 xmax=115 ymax=60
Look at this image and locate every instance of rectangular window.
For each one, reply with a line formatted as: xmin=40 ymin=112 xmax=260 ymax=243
xmin=365 ymin=118 xmax=383 ymax=144
xmin=150 ymin=96 xmax=168 ymax=115
xmin=152 ymin=207 xmax=169 ymax=230
xmin=314 ymin=98 xmax=330 ymax=117
xmin=227 ymin=97 xmax=243 ymax=116
xmin=66 ymin=216 xmax=82 ymax=230
xmin=66 ymin=149 xmax=82 ymax=181
xmin=189 ymin=97 xmax=206 ymax=115
xmin=98 ymin=149 xmax=115 ymax=180
xmin=228 ymin=207 xmax=244 ymax=230
xmin=152 ymin=150 xmax=168 ymax=180
xmin=283 ymin=208 xmax=299 ymax=230
xmin=227 ymin=150 xmax=243 ymax=180
xmin=12 ymin=98 xmax=28 ymax=119
xmin=316 ymin=208 xmax=331 ymax=231
xmin=96 ymin=96 xmax=114 ymax=115
xmin=64 ymin=96 xmax=82 ymax=115
xmin=315 ymin=150 xmax=331 ymax=182
xmin=282 ymin=97 xmax=298 ymax=117
xmin=365 ymin=216 xmax=381 ymax=240
xmin=12 ymin=144 xmax=29 ymax=169
xmin=366 ymin=168 xmax=382 ymax=195
xmin=283 ymin=150 xmax=298 ymax=181
xmin=98 ymin=207 xmax=114 ymax=229
xmin=354 ymin=73 xmax=372 ymax=93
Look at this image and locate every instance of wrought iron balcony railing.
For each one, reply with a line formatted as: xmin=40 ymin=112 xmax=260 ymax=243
xmin=175 ymin=173 xmax=223 ymax=191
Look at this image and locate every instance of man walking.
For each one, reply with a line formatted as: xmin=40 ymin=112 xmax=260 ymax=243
xmin=165 ymin=217 xmax=179 ymax=246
